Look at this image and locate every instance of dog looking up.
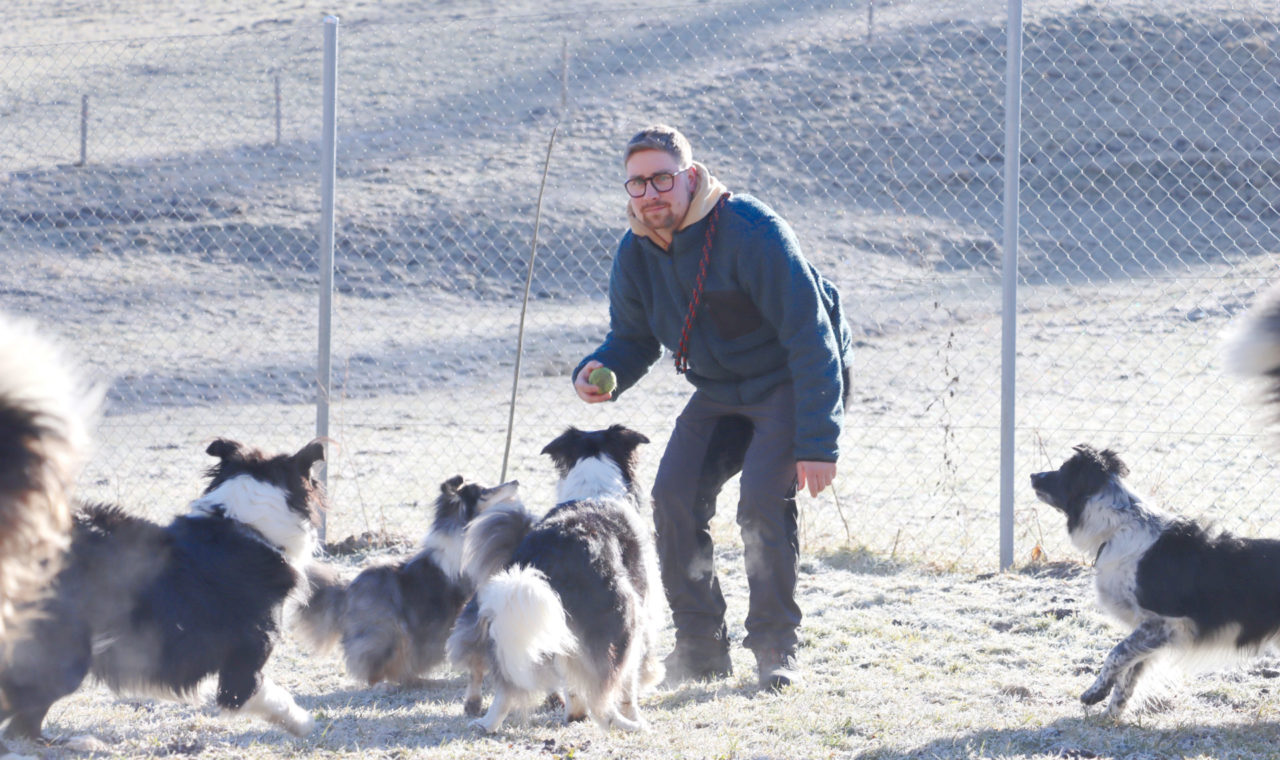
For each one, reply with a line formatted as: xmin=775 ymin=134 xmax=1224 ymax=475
xmin=0 ymin=314 xmax=97 ymax=647
xmin=1032 ymin=444 xmax=1280 ymax=719
xmin=294 ymin=475 xmax=520 ymax=686
xmin=446 ymin=425 xmax=664 ymax=732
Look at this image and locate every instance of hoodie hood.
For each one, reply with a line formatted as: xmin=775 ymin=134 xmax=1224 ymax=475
xmin=626 ymin=161 xmax=730 ymax=245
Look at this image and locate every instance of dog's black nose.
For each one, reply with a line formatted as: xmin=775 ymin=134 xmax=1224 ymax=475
xmin=1030 ymin=471 xmax=1047 ymax=487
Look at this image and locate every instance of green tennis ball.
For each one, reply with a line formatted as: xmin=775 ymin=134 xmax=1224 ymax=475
xmin=589 ymin=366 xmax=617 ymax=394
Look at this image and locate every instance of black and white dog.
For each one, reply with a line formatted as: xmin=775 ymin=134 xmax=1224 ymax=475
xmin=446 ymin=425 xmax=664 ymax=732
xmin=0 ymin=438 xmax=326 ymax=742
xmin=294 ymin=475 xmax=520 ymax=686
xmin=1032 ymin=444 xmax=1280 ymax=719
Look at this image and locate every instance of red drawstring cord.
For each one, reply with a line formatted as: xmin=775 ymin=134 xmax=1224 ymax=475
xmin=674 ymin=192 xmax=730 ymax=375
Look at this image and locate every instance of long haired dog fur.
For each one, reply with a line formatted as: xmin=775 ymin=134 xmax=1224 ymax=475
xmin=0 ymin=438 xmax=326 ymax=742
xmin=446 ymin=425 xmax=664 ymax=732
xmin=294 ymin=475 xmax=520 ymax=686
xmin=1032 ymin=444 xmax=1280 ymax=719
xmin=1225 ymin=280 xmax=1280 ymax=415
xmin=0 ymin=315 xmax=97 ymax=647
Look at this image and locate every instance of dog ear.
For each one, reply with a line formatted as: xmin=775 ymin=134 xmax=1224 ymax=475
xmin=606 ymin=424 xmax=650 ymax=447
xmin=540 ymin=427 xmax=580 ymax=458
xmin=1098 ymin=448 xmax=1129 ymax=478
xmin=1071 ymin=443 xmax=1097 ymax=460
xmin=206 ymin=438 xmax=245 ymax=461
xmin=440 ymin=474 xmax=465 ymax=495
xmin=292 ymin=440 xmax=325 ymax=474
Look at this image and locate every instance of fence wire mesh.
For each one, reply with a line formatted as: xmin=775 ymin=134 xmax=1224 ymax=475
xmin=1 ymin=0 xmax=1278 ymax=569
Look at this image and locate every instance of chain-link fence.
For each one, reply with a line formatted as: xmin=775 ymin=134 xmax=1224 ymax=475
xmin=2 ymin=0 xmax=1278 ymax=570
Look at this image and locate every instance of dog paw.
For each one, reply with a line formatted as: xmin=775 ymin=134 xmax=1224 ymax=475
xmin=286 ymin=711 xmax=315 ymax=737
xmin=469 ymin=717 xmax=499 ymax=733
xmin=606 ymin=712 xmax=646 ymax=732
xmin=1080 ymin=680 xmax=1112 ymax=706
xmin=463 ymin=697 xmax=483 ymax=717
xmin=1103 ymin=700 xmax=1128 ymax=721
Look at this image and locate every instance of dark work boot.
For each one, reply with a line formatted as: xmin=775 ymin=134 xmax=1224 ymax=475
xmin=661 ymin=637 xmax=732 ymax=685
xmin=755 ymin=648 xmax=800 ymax=692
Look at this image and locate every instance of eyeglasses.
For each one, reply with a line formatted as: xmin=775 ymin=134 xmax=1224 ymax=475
xmin=623 ymin=168 xmax=690 ymax=198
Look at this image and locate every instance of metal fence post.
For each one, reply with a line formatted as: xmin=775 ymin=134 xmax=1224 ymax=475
xmin=316 ymin=14 xmax=339 ymax=541
xmin=77 ymin=94 xmax=89 ymax=166
xmin=999 ymin=0 xmax=1024 ymax=571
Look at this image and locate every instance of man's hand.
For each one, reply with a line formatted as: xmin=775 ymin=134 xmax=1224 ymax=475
xmin=574 ymin=360 xmax=613 ymax=403
xmin=796 ymin=460 xmax=836 ymax=497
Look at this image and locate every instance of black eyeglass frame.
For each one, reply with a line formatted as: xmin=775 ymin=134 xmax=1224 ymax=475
xmin=623 ymin=167 xmax=691 ymax=198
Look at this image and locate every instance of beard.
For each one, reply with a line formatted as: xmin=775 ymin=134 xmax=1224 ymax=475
xmin=638 ymin=202 xmax=679 ymax=232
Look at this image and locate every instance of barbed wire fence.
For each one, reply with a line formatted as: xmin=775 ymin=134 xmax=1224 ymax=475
xmin=1 ymin=0 xmax=1277 ymax=570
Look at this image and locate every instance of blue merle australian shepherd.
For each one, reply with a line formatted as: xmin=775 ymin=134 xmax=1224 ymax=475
xmin=0 ymin=438 xmax=326 ymax=742
xmin=1028 ymin=284 xmax=1280 ymax=720
xmin=294 ymin=475 xmax=521 ymax=686
xmin=446 ymin=425 xmax=664 ymax=732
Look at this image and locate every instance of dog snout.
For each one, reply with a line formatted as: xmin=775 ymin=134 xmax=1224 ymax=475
xmin=1029 ymin=471 xmax=1065 ymax=509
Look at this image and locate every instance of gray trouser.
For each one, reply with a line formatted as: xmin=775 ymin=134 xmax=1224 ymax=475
xmin=651 ymin=382 xmax=801 ymax=654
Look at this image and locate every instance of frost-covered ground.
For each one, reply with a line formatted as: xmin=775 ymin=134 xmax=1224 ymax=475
xmin=4 ymin=0 xmax=1280 ymax=757
xmin=7 ymin=547 xmax=1280 ymax=760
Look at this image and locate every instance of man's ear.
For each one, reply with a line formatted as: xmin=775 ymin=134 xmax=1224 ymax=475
xmin=686 ymin=165 xmax=698 ymax=190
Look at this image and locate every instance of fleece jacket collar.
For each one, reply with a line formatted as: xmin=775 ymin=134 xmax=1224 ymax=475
xmin=626 ymin=161 xmax=730 ymax=247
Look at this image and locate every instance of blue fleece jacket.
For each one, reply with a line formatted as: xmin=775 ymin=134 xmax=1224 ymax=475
xmin=576 ymin=190 xmax=854 ymax=462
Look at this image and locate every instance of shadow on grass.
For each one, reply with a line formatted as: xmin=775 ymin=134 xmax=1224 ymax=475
xmin=651 ymin=677 xmax=763 ymax=711
xmin=816 ymin=545 xmax=911 ymax=576
xmin=1017 ymin=559 xmax=1089 ymax=581
xmin=280 ymin=674 xmax=765 ymax=751
xmin=282 ymin=675 xmax=664 ymax=752
xmin=850 ymin=714 xmax=1280 ymax=760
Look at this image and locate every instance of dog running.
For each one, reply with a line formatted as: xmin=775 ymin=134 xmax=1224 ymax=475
xmin=1029 ymin=283 xmax=1280 ymax=719
xmin=1031 ymin=443 xmax=1280 ymax=718
xmin=0 ymin=438 xmax=326 ymax=742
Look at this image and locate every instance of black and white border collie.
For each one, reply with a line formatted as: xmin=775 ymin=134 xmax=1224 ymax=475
xmin=295 ymin=475 xmax=521 ymax=686
xmin=446 ymin=425 xmax=664 ymax=732
xmin=1032 ymin=444 xmax=1280 ymax=719
xmin=0 ymin=438 xmax=326 ymax=742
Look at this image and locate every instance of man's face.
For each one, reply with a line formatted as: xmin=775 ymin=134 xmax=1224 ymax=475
xmin=625 ymin=149 xmax=696 ymax=233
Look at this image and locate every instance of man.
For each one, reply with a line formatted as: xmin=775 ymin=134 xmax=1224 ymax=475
xmin=573 ymin=125 xmax=853 ymax=691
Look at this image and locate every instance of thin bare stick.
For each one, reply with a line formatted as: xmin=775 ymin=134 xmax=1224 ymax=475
xmin=832 ymin=487 xmax=853 ymax=545
xmin=501 ymin=125 xmax=558 ymax=482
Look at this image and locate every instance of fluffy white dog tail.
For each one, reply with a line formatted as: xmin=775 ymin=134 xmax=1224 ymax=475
xmin=0 ymin=314 xmax=99 ymax=641
xmin=477 ymin=566 xmax=576 ymax=693
xmin=1225 ymin=282 xmax=1280 ymax=380
xmin=1225 ymin=283 xmax=1280 ymax=439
